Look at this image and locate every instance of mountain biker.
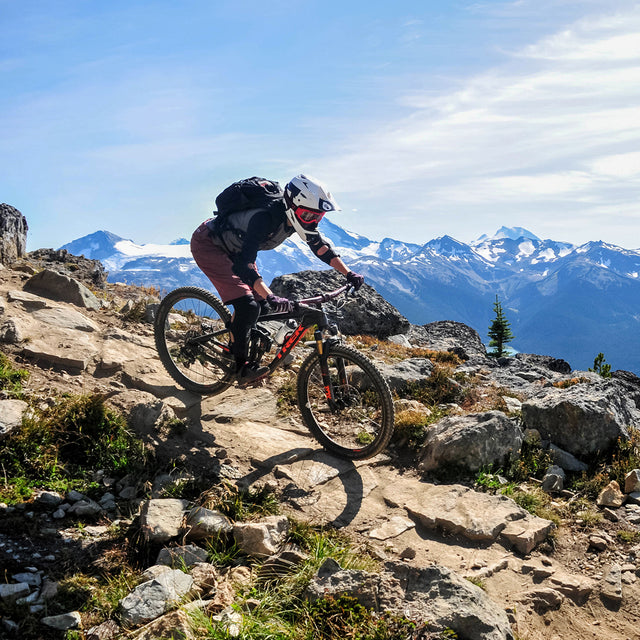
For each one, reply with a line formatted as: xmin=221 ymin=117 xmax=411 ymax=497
xmin=191 ymin=174 xmax=365 ymax=385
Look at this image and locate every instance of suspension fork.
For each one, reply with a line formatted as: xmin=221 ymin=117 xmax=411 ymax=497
xmin=314 ymin=329 xmax=334 ymax=402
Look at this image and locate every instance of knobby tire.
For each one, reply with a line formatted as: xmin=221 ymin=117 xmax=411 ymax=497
xmin=297 ymin=343 xmax=394 ymax=459
xmin=154 ymin=286 xmax=233 ymax=395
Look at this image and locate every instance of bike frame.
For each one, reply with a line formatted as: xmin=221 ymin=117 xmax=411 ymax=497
xmin=185 ymin=285 xmax=352 ymax=399
xmin=257 ymin=285 xmax=351 ymax=390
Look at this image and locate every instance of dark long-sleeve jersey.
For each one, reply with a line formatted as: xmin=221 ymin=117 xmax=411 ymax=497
xmin=207 ymin=201 xmax=339 ymax=286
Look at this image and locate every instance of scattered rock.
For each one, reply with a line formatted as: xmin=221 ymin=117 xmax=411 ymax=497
xmin=119 ymin=569 xmax=194 ymax=626
xmin=597 ymin=481 xmax=626 ymax=508
xmin=156 ymin=544 xmax=209 ymax=568
xmin=306 ymin=559 xmax=514 ymax=640
xmin=519 ymin=587 xmax=564 ymax=612
xmin=140 ymin=498 xmax=189 ymax=543
xmin=184 ymin=507 xmax=233 ymax=541
xmin=418 ymin=411 xmax=523 ymax=473
xmin=41 ymin=611 xmax=81 ymax=630
xmin=0 ymin=399 xmax=28 ymax=438
xmin=522 ymin=381 xmax=640 ymax=456
xmin=541 ymin=465 xmax=565 ymax=492
xmin=233 ymin=515 xmax=289 ymax=559
xmin=624 ymin=469 xmax=640 ymax=494
xmin=24 ymin=269 xmax=100 ymax=310
xmin=600 ymin=564 xmax=623 ymax=603
xmin=0 ymin=203 xmax=28 ymax=265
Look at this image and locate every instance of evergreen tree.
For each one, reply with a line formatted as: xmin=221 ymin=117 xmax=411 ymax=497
xmin=488 ymin=295 xmax=514 ymax=358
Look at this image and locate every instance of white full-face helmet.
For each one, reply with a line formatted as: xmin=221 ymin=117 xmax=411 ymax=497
xmin=283 ymin=174 xmax=340 ymax=240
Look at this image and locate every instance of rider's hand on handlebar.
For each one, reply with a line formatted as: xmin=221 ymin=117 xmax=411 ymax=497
xmin=346 ymin=270 xmax=365 ymax=291
xmin=266 ymin=293 xmax=294 ymax=313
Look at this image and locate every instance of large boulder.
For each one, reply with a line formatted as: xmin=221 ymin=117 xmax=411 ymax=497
xmin=305 ymin=559 xmax=514 ymax=640
xmin=0 ymin=204 xmax=28 ymax=266
xmin=26 ymin=248 xmax=108 ymax=290
xmin=419 ymin=411 xmax=524 ymax=473
xmin=408 ymin=320 xmax=487 ymax=360
xmin=23 ymin=269 xmax=101 ymax=310
xmin=269 ymin=270 xmax=410 ymax=337
xmin=521 ymin=378 xmax=640 ymax=456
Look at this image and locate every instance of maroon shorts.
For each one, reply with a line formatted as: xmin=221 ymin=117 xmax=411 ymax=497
xmin=190 ymin=222 xmax=254 ymax=304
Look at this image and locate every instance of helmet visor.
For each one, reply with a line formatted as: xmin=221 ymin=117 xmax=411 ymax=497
xmin=294 ymin=206 xmax=325 ymax=225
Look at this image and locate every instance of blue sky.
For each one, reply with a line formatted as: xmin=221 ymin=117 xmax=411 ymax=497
xmin=2 ymin=0 xmax=640 ymax=250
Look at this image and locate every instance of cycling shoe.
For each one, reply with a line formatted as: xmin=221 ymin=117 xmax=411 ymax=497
xmin=236 ymin=361 xmax=269 ymax=386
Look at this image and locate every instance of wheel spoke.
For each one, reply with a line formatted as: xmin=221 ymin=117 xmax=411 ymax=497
xmin=302 ymin=349 xmax=391 ymax=455
xmin=155 ymin=288 xmax=233 ymax=394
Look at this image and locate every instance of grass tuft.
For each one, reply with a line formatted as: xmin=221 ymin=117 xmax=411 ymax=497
xmin=0 ymin=393 xmax=151 ymax=503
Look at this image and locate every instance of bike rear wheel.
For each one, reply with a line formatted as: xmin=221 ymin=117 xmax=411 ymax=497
xmin=297 ymin=343 xmax=394 ymax=459
xmin=154 ymin=287 xmax=234 ymax=394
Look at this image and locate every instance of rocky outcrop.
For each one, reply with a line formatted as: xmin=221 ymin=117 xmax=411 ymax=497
xmin=418 ymin=411 xmax=524 ymax=473
xmin=270 ymin=270 xmax=410 ymax=337
xmin=0 ymin=203 xmax=28 ymax=265
xmin=23 ymin=269 xmax=101 ymax=310
xmin=521 ymin=378 xmax=640 ymax=456
xmin=306 ymin=559 xmax=515 ymax=640
xmin=26 ymin=248 xmax=108 ymax=289
xmin=409 ymin=320 xmax=487 ymax=360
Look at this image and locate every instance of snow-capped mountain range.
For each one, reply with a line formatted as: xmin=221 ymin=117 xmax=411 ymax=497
xmin=61 ymin=222 xmax=640 ymax=374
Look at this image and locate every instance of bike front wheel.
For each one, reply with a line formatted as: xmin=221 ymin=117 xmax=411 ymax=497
xmin=297 ymin=343 xmax=395 ymax=459
xmin=154 ymin=287 xmax=234 ymax=395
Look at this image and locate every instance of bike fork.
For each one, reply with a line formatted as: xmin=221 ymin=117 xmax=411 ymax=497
xmin=315 ymin=331 xmax=347 ymax=405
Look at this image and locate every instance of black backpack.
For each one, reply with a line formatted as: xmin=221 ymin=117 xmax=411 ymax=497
xmin=214 ymin=177 xmax=284 ymax=220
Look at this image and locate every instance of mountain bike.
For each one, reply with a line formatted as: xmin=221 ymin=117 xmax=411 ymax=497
xmin=154 ymin=285 xmax=394 ymax=459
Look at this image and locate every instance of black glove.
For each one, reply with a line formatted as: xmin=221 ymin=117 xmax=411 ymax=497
xmin=266 ymin=293 xmax=294 ymax=313
xmin=346 ymin=270 xmax=365 ymax=291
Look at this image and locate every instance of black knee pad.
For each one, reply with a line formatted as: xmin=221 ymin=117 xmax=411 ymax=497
xmin=227 ymin=295 xmax=260 ymax=362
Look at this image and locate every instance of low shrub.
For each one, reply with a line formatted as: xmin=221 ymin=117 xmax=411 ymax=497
xmin=0 ymin=393 xmax=150 ymax=503
xmin=0 ymin=350 xmax=29 ymax=398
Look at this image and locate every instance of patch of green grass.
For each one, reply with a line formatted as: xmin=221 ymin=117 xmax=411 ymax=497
xmin=475 ymin=468 xmax=517 ymax=496
xmin=403 ymin=365 xmax=463 ymax=407
xmin=393 ymin=405 xmax=448 ymax=450
xmin=276 ymin=377 xmax=298 ymax=416
xmin=617 ymin=530 xmax=640 ymax=544
xmin=506 ymin=435 xmax=553 ymax=482
xmin=0 ymin=350 xmax=29 ymax=398
xmin=201 ymin=482 xmax=280 ymax=522
xmin=57 ymin=567 xmax=137 ymax=628
xmin=0 ymin=393 xmax=151 ymax=504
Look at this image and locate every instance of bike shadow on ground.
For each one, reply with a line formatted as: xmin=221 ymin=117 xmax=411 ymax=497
xmin=238 ymin=448 xmax=365 ymax=529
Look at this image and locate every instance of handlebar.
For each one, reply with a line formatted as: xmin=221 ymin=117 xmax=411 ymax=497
xmin=295 ymin=284 xmax=353 ymax=308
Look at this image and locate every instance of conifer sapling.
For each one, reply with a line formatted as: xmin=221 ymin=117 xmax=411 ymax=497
xmin=488 ymin=295 xmax=514 ymax=358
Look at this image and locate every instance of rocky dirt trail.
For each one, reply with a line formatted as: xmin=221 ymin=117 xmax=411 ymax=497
xmin=1 ymin=262 xmax=640 ymax=639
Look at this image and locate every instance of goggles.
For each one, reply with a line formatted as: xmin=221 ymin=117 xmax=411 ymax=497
xmin=294 ymin=206 xmax=325 ymax=225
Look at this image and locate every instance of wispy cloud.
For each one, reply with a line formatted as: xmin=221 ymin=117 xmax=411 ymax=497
xmin=314 ymin=4 xmax=640 ymax=245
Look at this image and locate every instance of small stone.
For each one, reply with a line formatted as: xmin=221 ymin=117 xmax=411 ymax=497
xmin=597 ymin=481 xmax=626 ymax=508
xmin=0 ymin=583 xmax=30 ymax=602
xmin=600 ymin=564 xmax=623 ymax=603
xmin=12 ymin=572 xmax=41 ymax=587
xmin=41 ymin=611 xmax=82 ymax=630
xmin=624 ymin=469 xmax=640 ymax=494
xmin=2 ymin=619 xmax=18 ymax=633
xmin=118 ymin=486 xmax=137 ymax=500
xmin=156 ymin=544 xmax=209 ymax=567
xmin=589 ymin=535 xmax=608 ymax=552
xmin=399 ymin=547 xmax=416 ymax=560
xmin=34 ymin=490 xmax=64 ymax=507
